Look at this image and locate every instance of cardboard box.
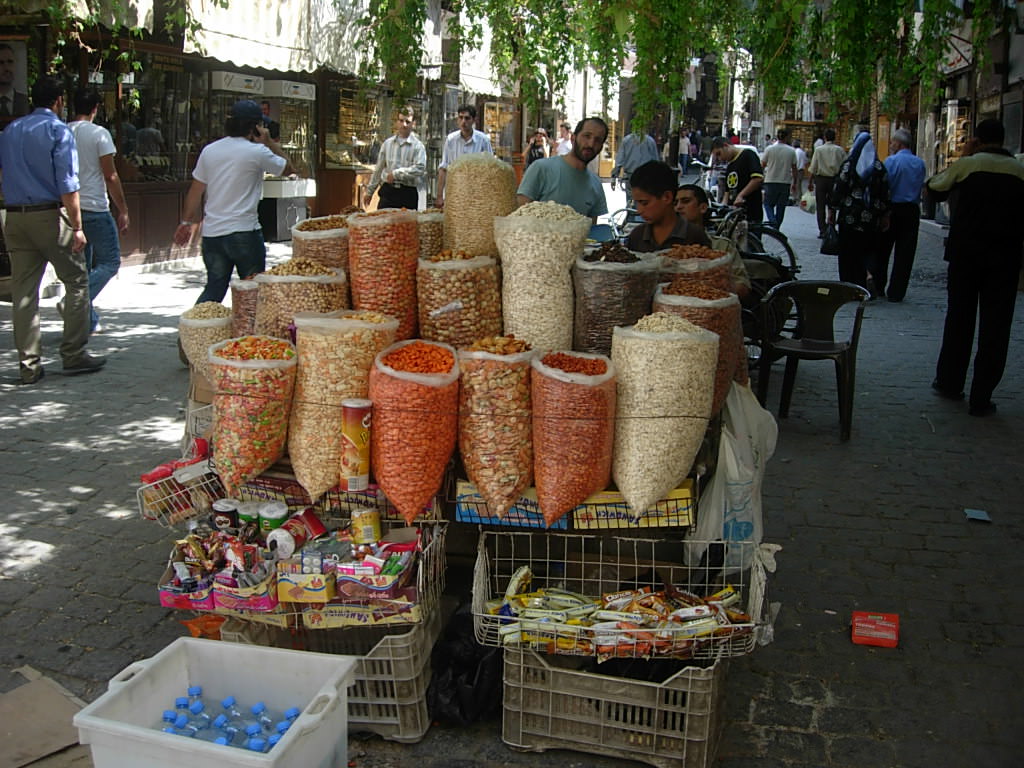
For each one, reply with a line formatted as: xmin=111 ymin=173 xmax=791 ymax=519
xmin=189 ymin=367 xmax=215 ymax=405
xmin=212 ymin=571 xmax=279 ymax=612
xmin=156 ymin=563 xmax=215 ymax=611
xmin=277 ymin=570 xmax=337 ymax=603
xmin=572 ymin=480 xmax=695 ymax=529
xmin=454 ymin=481 xmax=568 ymax=529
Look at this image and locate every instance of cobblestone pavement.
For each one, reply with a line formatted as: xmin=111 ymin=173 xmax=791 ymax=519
xmin=1 ymin=194 xmax=1021 ymax=767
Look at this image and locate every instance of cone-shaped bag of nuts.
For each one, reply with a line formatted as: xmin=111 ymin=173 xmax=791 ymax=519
xmin=418 ymin=210 xmax=444 ymax=261
xmin=229 ymin=278 xmax=260 ymax=337
xmin=458 ymin=338 xmax=534 ymax=518
xmin=573 ymin=247 xmax=661 ymax=356
xmin=611 ymin=314 xmax=718 ymax=516
xmin=495 ymin=202 xmax=591 ymax=351
xmin=288 ymin=311 xmax=399 ymax=502
xmin=444 ymin=153 xmax=516 ymax=254
xmin=532 ymin=351 xmax=616 ymax=527
xmin=660 ymin=245 xmax=734 ymax=294
xmin=369 ymin=340 xmax=460 ymax=523
xmin=653 ymin=285 xmax=742 ymax=417
xmin=417 ymin=251 xmax=502 ymax=348
xmin=348 ymin=210 xmax=420 ymax=340
xmin=254 ymin=260 xmax=349 ymax=340
xmin=208 ymin=336 xmax=297 ymax=495
xmin=292 ymin=215 xmax=350 ymax=272
xmin=180 ymin=302 xmax=233 ymax=382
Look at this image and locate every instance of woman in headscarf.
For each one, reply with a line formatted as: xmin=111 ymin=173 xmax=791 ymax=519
xmin=828 ymin=131 xmax=891 ymax=292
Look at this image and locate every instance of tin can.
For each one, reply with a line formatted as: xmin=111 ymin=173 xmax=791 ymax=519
xmin=266 ymin=515 xmax=309 ymax=559
xmin=237 ymin=501 xmax=261 ymax=526
xmin=211 ymin=498 xmax=240 ymax=531
xmin=294 ymin=507 xmax=327 ymax=539
xmin=339 ymin=398 xmax=372 ymax=491
xmin=351 ymin=506 xmax=381 ymax=545
xmin=259 ymin=501 xmax=289 ymax=533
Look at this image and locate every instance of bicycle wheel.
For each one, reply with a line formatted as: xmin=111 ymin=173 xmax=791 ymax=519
xmin=747 ymin=224 xmax=798 ymax=274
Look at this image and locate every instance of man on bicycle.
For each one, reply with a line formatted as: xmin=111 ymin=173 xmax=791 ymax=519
xmin=711 ymin=136 xmax=764 ymax=224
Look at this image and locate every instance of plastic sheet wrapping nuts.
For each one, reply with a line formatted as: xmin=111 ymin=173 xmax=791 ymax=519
xmin=254 ymin=262 xmax=349 ymax=340
xmin=418 ymin=210 xmax=445 ymax=261
xmin=532 ymin=351 xmax=616 ymax=527
xmin=572 ymin=253 xmax=660 ymax=356
xmin=208 ymin=336 xmax=297 ymax=495
xmin=369 ymin=340 xmax=460 ymax=523
xmin=229 ymin=278 xmax=260 ymax=337
xmin=417 ymin=255 xmax=502 ymax=348
xmin=611 ymin=314 xmax=718 ymax=516
xmin=348 ymin=210 xmax=420 ymax=340
xmin=653 ymin=285 xmax=743 ymax=417
xmin=288 ymin=311 xmax=399 ymax=502
xmin=458 ymin=347 xmax=534 ymax=519
xmin=180 ymin=302 xmax=232 ymax=383
xmin=443 ymin=153 xmax=517 ymax=254
xmin=495 ymin=206 xmax=590 ymax=351
xmin=291 ymin=216 xmax=350 ymax=273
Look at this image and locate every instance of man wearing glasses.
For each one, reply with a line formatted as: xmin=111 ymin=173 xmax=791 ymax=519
xmin=433 ymin=104 xmax=493 ymax=208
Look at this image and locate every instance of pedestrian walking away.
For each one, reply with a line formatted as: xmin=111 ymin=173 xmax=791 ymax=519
xmin=0 ymin=75 xmax=105 ymax=384
xmin=793 ymin=139 xmax=808 ymax=199
xmin=874 ymin=128 xmax=925 ymax=302
xmin=928 ymin=119 xmax=1024 ymax=417
xmin=174 ymin=99 xmax=296 ymax=304
xmin=610 ymin=123 xmax=659 ymax=208
xmin=808 ymin=128 xmax=846 ymax=238
xmin=710 ymin=136 xmax=764 ymax=224
xmin=69 ymin=88 xmax=130 ymax=334
xmin=434 ymin=104 xmax=493 ymax=208
xmin=363 ymin=106 xmax=426 ymax=211
xmin=761 ymin=129 xmax=798 ymax=228
xmin=829 ymin=130 xmax=890 ymax=291
xmin=516 ymin=117 xmax=609 ymax=222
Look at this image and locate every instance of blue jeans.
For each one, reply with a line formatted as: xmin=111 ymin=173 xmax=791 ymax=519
xmin=197 ymin=230 xmax=266 ymax=304
xmin=678 ymin=153 xmax=690 ymax=177
xmin=82 ymin=210 xmax=121 ymax=331
xmin=763 ymin=183 xmax=790 ymax=228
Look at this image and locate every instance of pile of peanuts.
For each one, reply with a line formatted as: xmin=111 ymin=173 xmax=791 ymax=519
xmin=458 ymin=346 xmax=534 ymax=518
xmin=572 ymin=256 xmax=660 ymax=356
xmin=653 ymin=286 xmax=743 ymax=417
xmin=510 ymin=201 xmax=589 ymax=222
xmin=417 ymin=256 xmax=502 ymax=349
xmin=532 ymin=351 xmax=616 ymax=527
xmin=611 ymin=314 xmax=718 ymax=516
xmin=428 ymin=249 xmax=473 ymax=263
xmin=495 ymin=214 xmax=590 ymax=351
xmin=230 ymin=278 xmax=260 ymax=337
xmin=179 ymin=302 xmax=232 ymax=381
xmin=663 ymin=244 xmax=726 ymax=261
xmin=349 ymin=211 xmax=420 ymax=340
xmin=444 ymin=153 xmax=517 ymax=254
xmin=418 ymin=211 xmax=444 ymax=261
xmin=370 ymin=341 xmax=459 ymax=523
xmin=468 ymin=335 xmax=530 ymax=354
xmin=296 ymin=215 xmax=348 ymax=231
xmin=254 ymin=268 xmax=349 ymax=340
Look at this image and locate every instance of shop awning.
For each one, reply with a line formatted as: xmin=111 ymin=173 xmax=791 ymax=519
xmin=18 ymin=0 xmax=155 ymax=32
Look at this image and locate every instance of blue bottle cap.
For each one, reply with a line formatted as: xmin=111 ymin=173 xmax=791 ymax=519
xmin=284 ymin=706 xmax=301 ymax=720
xmin=174 ymin=713 xmax=190 ymax=729
xmin=268 ymin=733 xmax=282 ymax=748
xmin=221 ymin=695 xmax=236 ymax=708
xmin=162 ymin=726 xmax=177 ymax=734
xmin=214 ymin=736 xmax=229 ymax=746
xmin=251 ymin=701 xmax=266 ymax=715
xmin=246 ymin=737 xmax=267 ymax=752
xmin=213 ymin=714 xmax=228 ymax=729
xmin=276 ymin=720 xmax=291 ymax=734
xmin=187 ymin=685 xmax=202 ymax=696
xmin=162 ymin=710 xmax=177 ymax=722
xmin=189 ymin=700 xmax=205 ymax=715
xmin=175 ymin=696 xmax=189 ymax=708
xmin=246 ymin=724 xmax=262 ymax=737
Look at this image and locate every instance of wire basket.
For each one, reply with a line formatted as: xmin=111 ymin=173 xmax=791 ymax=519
xmin=137 ymin=461 xmax=224 ymax=527
xmin=472 ymin=530 xmax=768 ymax=661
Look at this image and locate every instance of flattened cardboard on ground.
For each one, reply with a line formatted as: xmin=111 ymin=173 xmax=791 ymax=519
xmin=0 ymin=667 xmax=85 ymax=768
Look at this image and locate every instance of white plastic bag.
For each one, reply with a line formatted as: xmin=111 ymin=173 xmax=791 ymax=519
xmin=799 ymin=190 xmax=816 ymax=214
xmin=686 ymin=381 xmax=778 ymax=574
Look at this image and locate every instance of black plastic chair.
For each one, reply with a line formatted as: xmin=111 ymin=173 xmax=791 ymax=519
xmin=756 ymin=280 xmax=869 ymax=441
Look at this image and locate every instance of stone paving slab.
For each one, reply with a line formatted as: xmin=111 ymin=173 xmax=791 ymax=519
xmin=1 ymin=200 xmax=1022 ymax=766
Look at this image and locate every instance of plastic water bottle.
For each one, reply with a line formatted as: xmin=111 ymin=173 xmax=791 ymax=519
xmin=267 ymin=732 xmax=282 ymax=750
xmin=212 ymin=714 xmax=242 ymax=745
xmin=220 ymin=695 xmax=248 ymax=726
xmin=187 ymin=685 xmax=203 ymax=707
xmin=188 ymin=700 xmax=214 ymax=730
xmin=250 ymin=701 xmax=278 ymax=733
xmin=172 ymin=713 xmax=201 ymax=738
xmin=244 ymin=735 xmax=268 ymax=753
xmin=174 ymin=696 xmax=190 ymax=716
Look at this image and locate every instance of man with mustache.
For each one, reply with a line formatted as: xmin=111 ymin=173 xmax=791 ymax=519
xmin=516 ymin=117 xmax=608 ymax=222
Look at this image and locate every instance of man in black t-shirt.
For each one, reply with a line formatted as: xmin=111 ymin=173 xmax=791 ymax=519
xmin=711 ymin=136 xmax=764 ymax=223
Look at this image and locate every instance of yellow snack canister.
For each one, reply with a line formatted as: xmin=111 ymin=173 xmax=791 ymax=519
xmin=339 ymin=398 xmax=372 ymax=491
xmin=351 ymin=506 xmax=381 ymax=545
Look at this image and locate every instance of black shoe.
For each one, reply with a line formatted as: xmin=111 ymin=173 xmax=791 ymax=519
xmin=887 ymin=296 xmax=903 ymax=303
xmin=931 ymin=380 xmax=965 ymax=401
xmin=63 ymin=353 xmax=107 ymax=375
xmin=17 ymin=367 xmax=45 ymax=385
xmin=968 ymin=401 xmax=997 ymax=417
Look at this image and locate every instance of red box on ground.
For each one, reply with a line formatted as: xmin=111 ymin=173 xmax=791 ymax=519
xmin=851 ymin=611 xmax=900 ymax=648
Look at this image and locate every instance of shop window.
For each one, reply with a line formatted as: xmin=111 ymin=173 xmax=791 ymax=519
xmin=324 ymin=80 xmax=386 ymax=169
xmin=483 ymin=101 xmax=517 ymax=161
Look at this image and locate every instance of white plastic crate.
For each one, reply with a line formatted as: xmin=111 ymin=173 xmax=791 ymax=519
xmin=503 ymin=648 xmax=725 ymax=768
xmin=473 ymin=531 xmax=768 ymax=661
xmin=73 ymin=637 xmax=358 ymax=768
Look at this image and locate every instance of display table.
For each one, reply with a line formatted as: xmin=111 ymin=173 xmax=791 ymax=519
xmin=259 ymin=176 xmax=317 ymax=241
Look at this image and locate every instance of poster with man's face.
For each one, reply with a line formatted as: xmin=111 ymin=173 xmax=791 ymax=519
xmin=0 ymin=39 xmax=30 ymax=125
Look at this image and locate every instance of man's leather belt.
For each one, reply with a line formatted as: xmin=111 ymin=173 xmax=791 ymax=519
xmin=4 ymin=202 xmax=60 ymax=212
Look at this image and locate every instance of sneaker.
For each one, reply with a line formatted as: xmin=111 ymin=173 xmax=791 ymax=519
xmin=18 ymin=366 xmax=45 ymax=385
xmin=968 ymin=401 xmax=997 ymax=417
xmin=931 ymin=379 xmax=965 ymax=401
xmin=63 ymin=353 xmax=107 ymax=375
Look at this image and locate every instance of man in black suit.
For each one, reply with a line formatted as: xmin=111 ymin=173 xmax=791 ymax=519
xmin=0 ymin=43 xmax=30 ymax=118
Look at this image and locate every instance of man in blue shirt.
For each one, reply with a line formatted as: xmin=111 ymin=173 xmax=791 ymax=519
xmin=874 ymin=128 xmax=926 ymax=302
xmin=517 ymin=117 xmax=609 ymax=222
xmin=434 ymin=104 xmax=493 ymax=208
xmin=0 ymin=75 xmax=104 ymax=384
xmin=610 ymin=124 xmax=659 ymax=208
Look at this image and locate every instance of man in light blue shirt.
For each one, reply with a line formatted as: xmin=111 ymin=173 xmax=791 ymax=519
xmin=0 ymin=75 xmax=105 ymax=384
xmin=874 ymin=128 xmax=926 ymax=302
xmin=610 ymin=125 xmax=659 ymax=208
xmin=435 ymin=104 xmax=493 ymax=208
xmin=517 ymin=117 xmax=609 ymax=221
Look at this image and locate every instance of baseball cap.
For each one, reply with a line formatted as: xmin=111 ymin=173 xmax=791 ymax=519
xmin=231 ymin=99 xmax=269 ymax=124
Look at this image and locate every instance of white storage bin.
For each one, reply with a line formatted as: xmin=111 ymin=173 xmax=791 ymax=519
xmin=73 ymin=637 xmax=358 ymax=768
